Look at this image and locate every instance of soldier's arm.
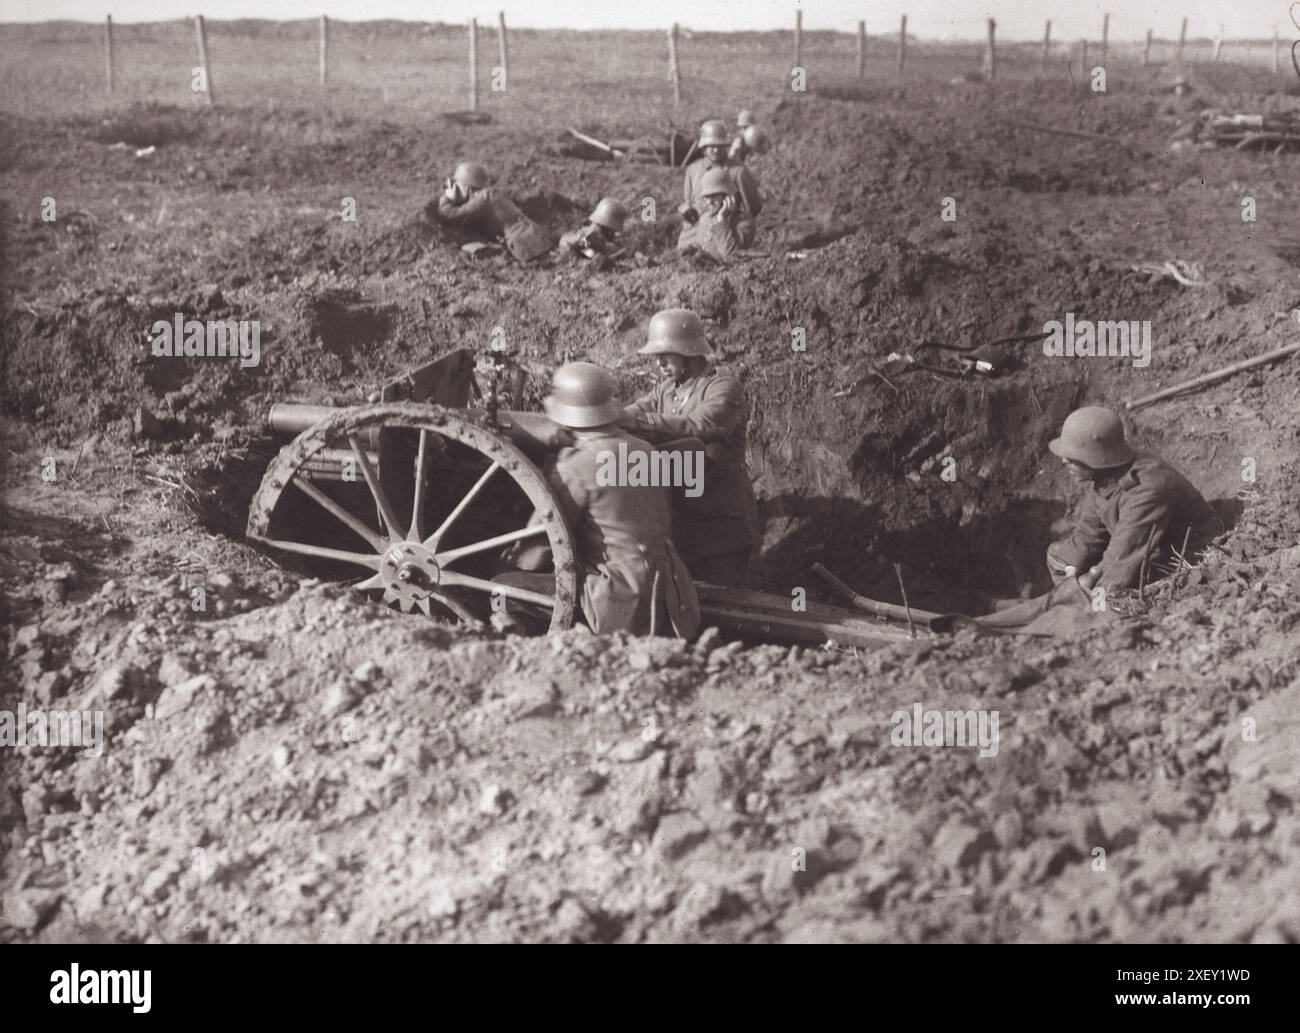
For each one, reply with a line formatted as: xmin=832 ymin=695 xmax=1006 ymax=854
xmin=1053 ymin=491 xmax=1110 ymax=573
xmin=436 ymin=191 xmax=491 ymax=227
xmin=1094 ymin=487 xmax=1174 ymax=591
xmin=623 ymin=376 xmax=745 ymax=443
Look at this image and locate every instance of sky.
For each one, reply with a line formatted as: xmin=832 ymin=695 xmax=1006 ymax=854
xmin=0 ymin=0 xmax=1294 ymax=41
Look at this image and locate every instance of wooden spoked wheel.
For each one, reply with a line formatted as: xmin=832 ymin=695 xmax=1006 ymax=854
xmin=246 ymin=403 xmax=578 ymax=633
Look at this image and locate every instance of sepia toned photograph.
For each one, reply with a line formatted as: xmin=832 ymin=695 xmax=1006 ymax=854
xmin=1 ymin=0 xmax=1297 ymax=972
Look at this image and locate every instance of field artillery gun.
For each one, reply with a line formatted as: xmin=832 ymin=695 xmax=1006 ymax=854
xmin=247 ymin=348 xmax=924 ymax=648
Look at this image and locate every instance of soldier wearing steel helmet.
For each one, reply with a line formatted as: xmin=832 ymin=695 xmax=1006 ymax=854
xmin=619 ymin=309 xmax=759 ymax=586
xmin=1046 ymin=406 xmax=1220 ymax=591
xmin=493 ymin=362 xmax=699 ymax=637
xmin=434 ymin=161 xmax=553 ymax=260
xmin=678 ymin=120 xmax=763 ymax=253
xmin=730 ymin=109 xmax=770 ymax=164
xmin=681 ymin=169 xmax=745 ymax=264
xmin=558 ymin=197 xmax=629 ymax=261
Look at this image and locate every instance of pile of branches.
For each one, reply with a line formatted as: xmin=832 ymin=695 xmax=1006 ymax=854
xmin=1199 ymin=111 xmax=1300 ymax=151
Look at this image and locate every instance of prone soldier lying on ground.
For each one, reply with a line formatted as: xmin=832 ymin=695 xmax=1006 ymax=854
xmin=1045 ymin=406 xmax=1222 ymax=592
xmin=432 ymin=161 xmax=554 ymax=262
xmin=557 ymin=197 xmax=629 ymax=263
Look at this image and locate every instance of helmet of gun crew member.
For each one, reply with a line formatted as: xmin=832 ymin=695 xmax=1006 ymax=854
xmin=697 ymin=120 xmax=731 ymax=147
xmin=1048 ymin=406 xmax=1137 ymax=470
xmin=639 ymin=308 xmax=713 ymax=358
xmin=543 ymin=362 xmax=624 ymax=429
xmin=736 ymin=109 xmax=755 ymax=128
xmin=452 ymin=162 xmax=490 ymax=190
xmin=590 ymin=198 xmax=629 ymax=231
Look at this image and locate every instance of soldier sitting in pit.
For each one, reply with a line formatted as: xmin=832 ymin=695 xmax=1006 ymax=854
xmin=678 ymin=120 xmax=762 ymax=253
xmin=1046 ymin=406 xmax=1222 ymax=592
xmin=493 ymin=363 xmax=699 ymax=637
xmin=433 ymin=161 xmax=553 ymax=262
xmin=557 ymin=198 xmax=628 ymax=262
xmin=680 ymin=169 xmax=747 ymax=264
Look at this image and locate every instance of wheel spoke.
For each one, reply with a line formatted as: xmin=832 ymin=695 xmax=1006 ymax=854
xmin=441 ymin=571 xmax=556 ymax=608
xmin=350 ymin=574 xmax=384 ymax=592
xmin=408 ymin=429 xmax=434 ymax=541
xmin=259 ymin=537 xmax=382 ymax=570
xmin=423 ymin=461 xmax=499 ymax=549
xmin=422 ymin=590 xmax=479 ymax=623
xmin=436 ymin=524 xmax=548 ymax=567
xmin=347 ymin=432 xmax=404 ymax=544
xmin=290 ymin=477 xmax=386 ymax=552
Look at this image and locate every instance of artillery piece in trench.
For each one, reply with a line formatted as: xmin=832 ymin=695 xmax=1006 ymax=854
xmin=246 ymin=347 xmax=924 ymax=648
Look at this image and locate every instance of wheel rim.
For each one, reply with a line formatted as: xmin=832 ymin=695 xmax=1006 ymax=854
xmin=246 ymin=403 xmax=578 ymax=633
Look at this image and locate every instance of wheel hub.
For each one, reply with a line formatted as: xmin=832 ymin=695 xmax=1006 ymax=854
xmin=379 ymin=541 xmax=441 ymax=609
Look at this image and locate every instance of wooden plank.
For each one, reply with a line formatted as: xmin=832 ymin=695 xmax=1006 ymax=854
xmin=696 ymin=584 xmax=927 ymax=648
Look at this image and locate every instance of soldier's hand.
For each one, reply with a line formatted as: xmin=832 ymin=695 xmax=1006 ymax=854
xmin=720 ymin=196 xmax=737 ymax=219
xmin=678 ymin=202 xmax=699 ymax=225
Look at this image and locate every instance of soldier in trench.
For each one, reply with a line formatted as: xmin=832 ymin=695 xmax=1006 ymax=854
xmin=679 ymin=169 xmax=747 ymax=265
xmin=557 ymin=198 xmax=629 ymax=262
xmin=492 ymin=362 xmax=699 ymax=637
xmin=678 ymin=120 xmax=763 ymax=254
xmin=432 ymin=161 xmax=553 ymax=262
xmin=618 ymin=308 xmax=760 ymax=587
xmin=1045 ymin=406 xmax=1222 ymax=592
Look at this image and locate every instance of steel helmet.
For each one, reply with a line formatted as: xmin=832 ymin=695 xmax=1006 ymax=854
xmin=1048 ymin=406 xmax=1136 ymax=470
xmin=698 ymin=120 xmax=730 ymax=147
xmin=741 ymin=125 xmax=769 ymax=154
xmin=639 ymin=308 xmax=712 ymax=357
xmin=699 ymin=168 xmax=733 ymax=197
xmin=452 ymin=161 xmax=490 ymax=190
xmin=542 ymin=362 xmax=623 ymax=429
xmin=736 ymin=108 xmax=755 ymax=128
xmin=590 ymin=197 xmax=628 ymax=231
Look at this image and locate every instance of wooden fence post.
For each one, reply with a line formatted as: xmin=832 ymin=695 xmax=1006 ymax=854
xmin=194 ymin=15 xmax=214 ymax=106
xmin=105 ymin=14 xmax=115 ymax=96
xmin=319 ymin=15 xmax=328 ymax=89
xmin=793 ymin=10 xmax=802 ymax=70
xmin=1274 ymin=26 xmax=1281 ymax=74
xmin=497 ymin=12 xmax=509 ymax=89
xmin=1101 ymin=13 xmax=1109 ymax=65
xmin=1177 ymin=18 xmax=1187 ymax=63
xmin=668 ymin=23 xmax=682 ymax=107
xmin=1212 ymin=26 xmax=1223 ymax=63
xmin=898 ymin=15 xmax=907 ymax=82
xmin=985 ymin=18 xmax=996 ymax=81
xmin=468 ymin=18 xmax=478 ymax=111
xmin=856 ymin=21 xmax=865 ymax=80
xmin=1042 ymin=20 xmax=1051 ymax=71
xmin=1081 ymin=38 xmax=1089 ymax=72
xmin=1143 ymin=29 xmax=1152 ymax=67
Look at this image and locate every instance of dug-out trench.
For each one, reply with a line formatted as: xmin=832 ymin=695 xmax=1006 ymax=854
xmin=192 ymin=367 xmax=1091 ymax=622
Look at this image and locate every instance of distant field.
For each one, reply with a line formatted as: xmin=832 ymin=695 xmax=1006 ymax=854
xmin=0 ymin=19 xmax=1290 ymax=124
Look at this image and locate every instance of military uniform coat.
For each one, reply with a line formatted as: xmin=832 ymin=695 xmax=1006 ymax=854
xmin=1047 ymin=453 xmax=1221 ymax=590
xmin=546 ymin=427 xmax=699 ymax=636
xmin=622 ymin=364 xmax=759 ymax=565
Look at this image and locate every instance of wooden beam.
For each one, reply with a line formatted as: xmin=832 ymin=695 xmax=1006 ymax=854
xmin=696 ymin=584 xmax=927 ymax=648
